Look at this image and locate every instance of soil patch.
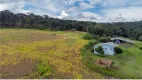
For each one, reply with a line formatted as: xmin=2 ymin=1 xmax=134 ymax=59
xmin=0 ymin=58 xmax=37 ymax=79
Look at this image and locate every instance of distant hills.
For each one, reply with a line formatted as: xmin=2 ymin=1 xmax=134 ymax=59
xmin=0 ymin=10 xmax=142 ymax=41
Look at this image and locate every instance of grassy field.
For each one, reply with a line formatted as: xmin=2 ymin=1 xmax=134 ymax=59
xmin=0 ymin=29 xmax=104 ymax=79
xmin=83 ymin=40 xmax=142 ymax=78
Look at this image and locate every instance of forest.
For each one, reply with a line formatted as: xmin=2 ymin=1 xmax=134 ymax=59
xmin=0 ymin=10 xmax=142 ymax=41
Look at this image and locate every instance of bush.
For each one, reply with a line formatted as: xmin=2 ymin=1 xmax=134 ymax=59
xmin=37 ymin=61 xmax=52 ymax=76
xmin=52 ymin=33 xmax=56 ymax=36
xmin=139 ymin=35 xmax=142 ymax=41
xmin=83 ymin=33 xmax=93 ymax=40
xmin=99 ymin=37 xmax=111 ymax=43
xmin=93 ymin=35 xmax=101 ymax=39
xmin=114 ymin=47 xmax=123 ymax=54
xmin=88 ymin=41 xmax=96 ymax=46
xmin=90 ymin=47 xmax=94 ymax=53
xmin=139 ymin=47 xmax=142 ymax=50
xmin=95 ymin=46 xmax=104 ymax=54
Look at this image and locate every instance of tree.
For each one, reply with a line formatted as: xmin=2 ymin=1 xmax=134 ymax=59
xmin=95 ymin=46 xmax=104 ymax=54
xmin=0 ymin=10 xmax=142 ymax=40
xmin=139 ymin=35 xmax=142 ymax=41
xmin=114 ymin=47 xmax=123 ymax=54
xmin=139 ymin=47 xmax=142 ymax=50
xmin=83 ymin=33 xmax=93 ymax=40
xmin=99 ymin=37 xmax=111 ymax=43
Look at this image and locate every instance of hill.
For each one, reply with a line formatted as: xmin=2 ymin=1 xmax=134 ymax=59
xmin=0 ymin=10 xmax=142 ymax=41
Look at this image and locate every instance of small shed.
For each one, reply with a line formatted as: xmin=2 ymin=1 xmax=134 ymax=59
xmin=111 ymin=37 xmax=135 ymax=44
xmin=94 ymin=42 xmax=118 ymax=55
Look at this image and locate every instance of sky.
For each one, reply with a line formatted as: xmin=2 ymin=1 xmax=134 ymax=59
xmin=0 ymin=0 xmax=142 ymax=22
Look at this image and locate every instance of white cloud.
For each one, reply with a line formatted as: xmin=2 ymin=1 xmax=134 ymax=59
xmin=0 ymin=3 xmax=9 ymax=11
xmin=101 ymin=7 xmax=142 ymax=22
xmin=102 ymin=0 xmax=130 ymax=8
xmin=129 ymin=0 xmax=142 ymax=6
xmin=0 ymin=1 xmax=30 ymax=14
xmin=58 ymin=11 xmax=69 ymax=19
xmin=0 ymin=0 xmax=142 ymax=22
xmin=79 ymin=2 xmax=93 ymax=10
xmin=63 ymin=0 xmax=83 ymax=5
xmin=89 ymin=0 xmax=103 ymax=5
xmin=77 ymin=12 xmax=102 ymax=22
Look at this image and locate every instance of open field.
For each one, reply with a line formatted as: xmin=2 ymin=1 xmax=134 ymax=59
xmin=0 ymin=29 xmax=104 ymax=79
xmin=83 ymin=40 xmax=142 ymax=78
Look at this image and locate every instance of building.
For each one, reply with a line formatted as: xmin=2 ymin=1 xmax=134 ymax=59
xmin=94 ymin=42 xmax=118 ymax=55
xmin=111 ymin=37 xmax=135 ymax=44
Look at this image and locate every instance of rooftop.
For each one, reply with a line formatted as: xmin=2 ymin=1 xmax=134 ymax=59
xmin=95 ymin=42 xmax=119 ymax=48
xmin=111 ymin=37 xmax=135 ymax=44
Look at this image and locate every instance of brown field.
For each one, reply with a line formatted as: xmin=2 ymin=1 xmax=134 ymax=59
xmin=0 ymin=29 xmax=104 ymax=79
xmin=0 ymin=58 xmax=37 ymax=78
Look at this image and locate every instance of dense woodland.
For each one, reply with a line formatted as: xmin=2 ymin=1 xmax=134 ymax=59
xmin=0 ymin=10 xmax=142 ymax=41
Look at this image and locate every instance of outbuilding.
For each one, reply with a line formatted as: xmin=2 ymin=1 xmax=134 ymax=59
xmin=111 ymin=37 xmax=135 ymax=44
xmin=94 ymin=42 xmax=118 ymax=55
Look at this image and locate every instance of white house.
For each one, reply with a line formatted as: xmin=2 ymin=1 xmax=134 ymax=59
xmin=94 ymin=42 xmax=118 ymax=55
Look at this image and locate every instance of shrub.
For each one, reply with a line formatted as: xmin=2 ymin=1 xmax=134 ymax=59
xmin=139 ymin=35 xmax=142 ymax=41
xmin=52 ymin=33 xmax=56 ymax=36
xmin=99 ymin=37 xmax=111 ymax=43
xmin=94 ymin=35 xmax=101 ymax=39
xmin=88 ymin=41 xmax=96 ymax=46
xmin=37 ymin=62 xmax=52 ymax=76
xmin=139 ymin=47 xmax=142 ymax=50
xmin=114 ymin=47 xmax=123 ymax=54
xmin=95 ymin=46 xmax=104 ymax=54
xmin=83 ymin=33 xmax=93 ymax=40
xmin=90 ymin=47 xmax=94 ymax=53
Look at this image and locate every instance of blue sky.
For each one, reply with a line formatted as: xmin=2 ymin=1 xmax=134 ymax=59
xmin=0 ymin=0 xmax=142 ymax=22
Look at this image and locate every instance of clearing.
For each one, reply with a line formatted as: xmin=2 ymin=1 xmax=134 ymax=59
xmin=83 ymin=39 xmax=142 ymax=78
xmin=0 ymin=29 xmax=104 ymax=79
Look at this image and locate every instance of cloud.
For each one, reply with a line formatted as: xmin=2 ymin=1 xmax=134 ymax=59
xmin=0 ymin=1 xmax=30 ymax=14
xmin=79 ymin=1 xmax=93 ymax=10
xmin=101 ymin=7 xmax=142 ymax=22
xmin=77 ymin=12 xmax=102 ymax=22
xmin=129 ymin=0 xmax=142 ymax=6
xmin=0 ymin=0 xmax=142 ymax=22
xmin=58 ymin=11 xmax=69 ymax=19
xmin=102 ymin=0 xmax=131 ymax=8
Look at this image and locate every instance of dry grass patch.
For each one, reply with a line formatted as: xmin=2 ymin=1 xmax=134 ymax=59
xmin=0 ymin=29 xmax=104 ymax=79
xmin=0 ymin=58 xmax=37 ymax=79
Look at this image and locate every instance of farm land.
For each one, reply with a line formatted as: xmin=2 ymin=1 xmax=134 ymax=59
xmin=0 ymin=29 xmax=104 ymax=79
xmin=1 ymin=29 xmax=142 ymax=79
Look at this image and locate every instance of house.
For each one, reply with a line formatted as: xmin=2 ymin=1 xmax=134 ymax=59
xmin=94 ymin=42 xmax=118 ymax=55
xmin=111 ymin=37 xmax=135 ymax=44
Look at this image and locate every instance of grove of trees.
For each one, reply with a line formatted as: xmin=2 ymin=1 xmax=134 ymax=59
xmin=0 ymin=10 xmax=142 ymax=41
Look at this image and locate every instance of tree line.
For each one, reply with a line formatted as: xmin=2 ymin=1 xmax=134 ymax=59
xmin=0 ymin=10 xmax=142 ymax=41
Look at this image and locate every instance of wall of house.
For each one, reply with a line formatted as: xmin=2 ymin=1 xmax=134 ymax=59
xmin=94 ymin=46 xmax=99 ymax=54
xmin=94 ymin=45 xmax=115 ymax=55
xmin=102 ymin=45 xmax=115 ymax=55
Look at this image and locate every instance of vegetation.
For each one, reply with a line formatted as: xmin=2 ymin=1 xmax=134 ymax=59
xmin=0 ymin=10 xmax=142 ymax=41
xmin=1 ymin=10 xmax=142 ymax=79
xmin=139 ymin=47 xmax=142 ymax=50
xmin=81 ymin=39 xmax=142 ymax=79
xmin=139 ymin=35 xmax=142 ymax=41
xmin=99 ymin=37 xmax=111 ymax=43
xmin=95 ymin=46 xmax=104 ymax=54
xmin=114 ymin=47 xmax=123 ymax=54
xmin=83 ymin=33 xmax=94 ymax=40
xmin=0 ymin=29 xmax=104 ymax=79
xmin=37 ymin=61 xmax=52 ymax=77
